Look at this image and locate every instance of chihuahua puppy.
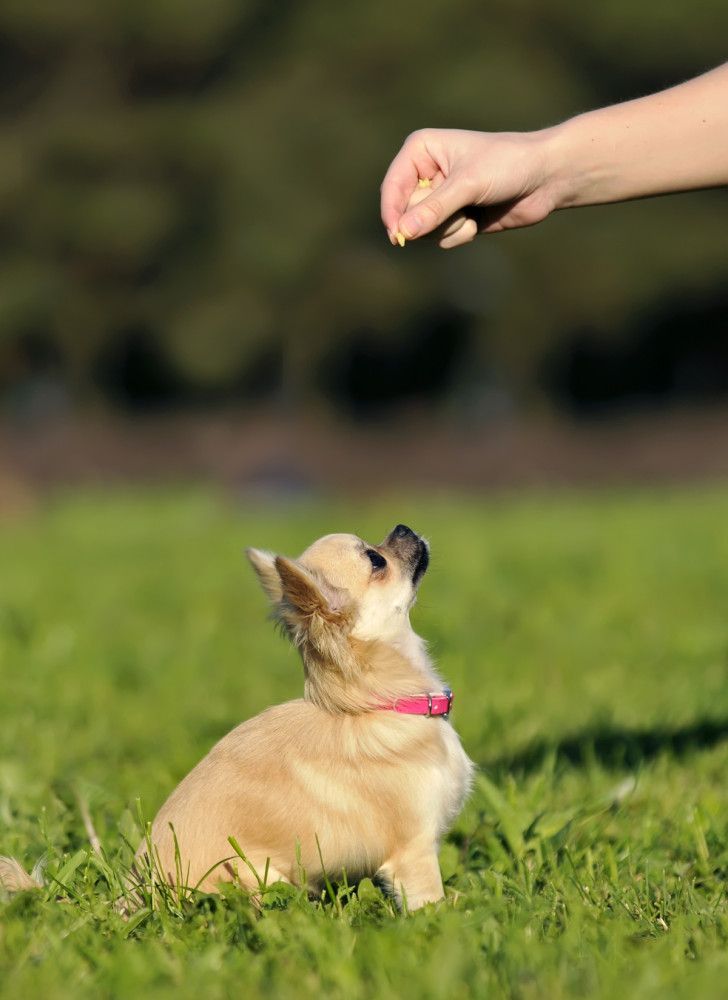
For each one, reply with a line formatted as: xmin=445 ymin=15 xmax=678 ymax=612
xmin=136 ymin=524 xmax=473 ymax=909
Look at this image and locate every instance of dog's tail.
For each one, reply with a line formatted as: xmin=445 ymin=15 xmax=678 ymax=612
xmin=0 ymin=787 xmax=104 ymax=897
xmin=0 ymin=856 xmax=44 ymax=892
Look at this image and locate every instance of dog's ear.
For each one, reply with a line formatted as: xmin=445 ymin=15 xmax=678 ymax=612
xmin=273 ymin=557 xmax=354 ymax=671
xmin=274 ymin=557 xmax=350 ymax=619
xmin=246 ymin=550 xmax=350 ymax=620
xmin=246 ymin=548 xmax=283 ymax=604
xmin=246 ymin=550 xmax=353 ymax=679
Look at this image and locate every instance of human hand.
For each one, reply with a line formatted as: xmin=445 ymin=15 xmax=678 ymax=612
xmin=381 ymin=127 xmax=558 ymax=248
xmin=382 ymin=66 xmax=728 ymax=249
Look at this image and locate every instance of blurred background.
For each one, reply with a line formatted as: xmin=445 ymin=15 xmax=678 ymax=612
xmin=0 ymin=0 xmax=727 ymax=501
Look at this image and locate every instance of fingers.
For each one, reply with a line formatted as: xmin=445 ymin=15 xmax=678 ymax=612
xmin=380 ymin=135 xmax=439 ymax=234
xmin=381 ymin=128 xmax=486 ymax=247
xmin=381 ymin=165 xmax=422 ymax=235
xmin=437 ymin=214 xmax=478 ymax=248
xmin=396 ymin=177 xmax=471 ymax=241
xmin=387 ymin=179 xmax=438 ymax=246
xmin=395 ymin=193 xmax=479 ymax=249
xmin=389 ymin=185 xmax=479 ymax=249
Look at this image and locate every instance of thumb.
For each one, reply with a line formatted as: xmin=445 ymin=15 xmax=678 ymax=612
xmin=398 ymin=178 xmax=470 ymax=240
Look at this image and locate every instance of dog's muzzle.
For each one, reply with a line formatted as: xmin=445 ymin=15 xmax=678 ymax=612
xmin=383 ymin=524 xmax=429 ymax=586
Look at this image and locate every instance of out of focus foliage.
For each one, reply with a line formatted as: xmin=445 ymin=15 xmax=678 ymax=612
xmin=0 ymin=0 xmax=726 ymax=417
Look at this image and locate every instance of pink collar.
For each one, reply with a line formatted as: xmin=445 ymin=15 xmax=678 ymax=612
xmin=382 ymin=688 xmax=453 ymax=717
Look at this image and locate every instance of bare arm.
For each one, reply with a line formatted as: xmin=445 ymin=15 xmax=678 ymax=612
xmin=550 ymin=61 xmax=728 ymax=207
xmin=381 ymin=62 xmax=728 ymax=248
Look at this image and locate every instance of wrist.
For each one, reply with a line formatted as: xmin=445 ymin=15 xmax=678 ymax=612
xmin=536 ymin=118 xmax=603 ymax=211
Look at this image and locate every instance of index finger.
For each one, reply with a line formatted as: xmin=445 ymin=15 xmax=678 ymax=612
xmin=380 ymin=135 xmax=440 ymax=233
xmin=380 ymin=157 xmax=422 ymax=234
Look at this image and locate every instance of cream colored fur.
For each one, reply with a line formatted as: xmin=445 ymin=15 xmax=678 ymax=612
xmin=139 ymin=526 xmax=474 ymax=909
xmin=0 ymin=856 xmax=43 ymax=893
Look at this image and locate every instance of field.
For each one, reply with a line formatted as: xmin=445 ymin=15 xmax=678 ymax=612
xmin=1 ymin=485 xmax=728 ymax=999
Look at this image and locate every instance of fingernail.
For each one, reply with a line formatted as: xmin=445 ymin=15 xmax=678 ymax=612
xmin=400 ymin=214 xmax=422 ymax=239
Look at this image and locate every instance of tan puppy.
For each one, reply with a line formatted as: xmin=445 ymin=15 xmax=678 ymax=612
xmin=136 ymin=524 xmax=473 ymax=909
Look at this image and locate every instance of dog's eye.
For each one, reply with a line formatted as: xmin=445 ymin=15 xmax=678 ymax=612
xmin=366 ymin=549 xmax=387 ymax=571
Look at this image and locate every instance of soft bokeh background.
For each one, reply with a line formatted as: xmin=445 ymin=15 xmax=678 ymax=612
xmin=2 ymin=12 xmax=728 ymax=992
xmin=0 ymin=0 xmax=727 ymax=496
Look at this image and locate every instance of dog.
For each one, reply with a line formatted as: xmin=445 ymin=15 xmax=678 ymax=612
xmin=0 ymin=525 xmax=474 ymax=910
xmin=134 ymin=524 xmax=474 ymax=910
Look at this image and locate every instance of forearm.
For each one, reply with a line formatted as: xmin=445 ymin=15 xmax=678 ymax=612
xmin=543 ymin=62 xmax=728 ymax=210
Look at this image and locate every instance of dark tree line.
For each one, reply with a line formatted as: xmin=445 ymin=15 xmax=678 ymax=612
xmin=0 ymin=0 xmax=726 ymax=420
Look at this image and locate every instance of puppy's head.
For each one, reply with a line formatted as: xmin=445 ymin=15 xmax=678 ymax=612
xmin=246 ymin=525 xmax=430 ymax=705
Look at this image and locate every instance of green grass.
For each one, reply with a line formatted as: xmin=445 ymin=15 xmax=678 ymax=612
xmin=1 ymin=484 xmax=728 ymax=999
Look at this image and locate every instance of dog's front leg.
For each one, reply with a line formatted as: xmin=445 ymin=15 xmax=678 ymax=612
xmin=377 ymin=843 xmax=444 ymax=910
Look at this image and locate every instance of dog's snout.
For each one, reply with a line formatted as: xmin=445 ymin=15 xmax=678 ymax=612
xmin=393 ymin=524 xmax=415 ymax=540
xmin=381 ymin=524 xmax=429 ymax=587
xmin=384 ymin=524 xmax=420 ymax=548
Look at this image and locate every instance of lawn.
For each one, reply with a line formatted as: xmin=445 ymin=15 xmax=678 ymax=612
xmin=1 ymin=485 xmax=727 ymax=999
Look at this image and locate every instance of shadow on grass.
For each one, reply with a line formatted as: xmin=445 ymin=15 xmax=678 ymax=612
xmin=484 ymin=718 xmax=728 ymax=776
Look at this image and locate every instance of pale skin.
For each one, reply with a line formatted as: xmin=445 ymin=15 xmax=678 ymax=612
xmin=380 ymin=62 xmax=728 ymax=249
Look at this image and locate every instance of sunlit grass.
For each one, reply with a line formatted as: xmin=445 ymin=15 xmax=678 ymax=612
xmin=1 ymin=485 xmax=728 ymax=999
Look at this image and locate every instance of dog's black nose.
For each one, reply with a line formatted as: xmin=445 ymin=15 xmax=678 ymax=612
xmin=392 ymin=524 xmax=416 ymax=539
